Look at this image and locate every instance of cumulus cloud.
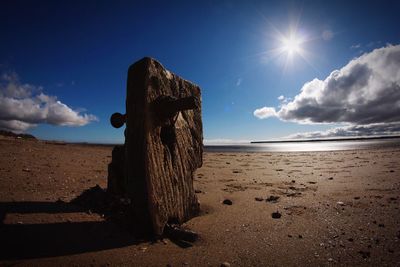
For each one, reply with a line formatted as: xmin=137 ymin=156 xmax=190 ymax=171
xmin=0 ymin=72 xmax=98 ymax=132
xmin=0 ymin=120 xmax=35 ymax=132
xmin=253 ymin=107 xmax=277 ymax=119
xmin=286 ymin=122 xmax=400 ymax=139
xmin=254 ymin=44 xmax=400 ymax=137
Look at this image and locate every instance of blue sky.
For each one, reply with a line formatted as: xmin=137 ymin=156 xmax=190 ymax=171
xmin=1 ymin=0 xmax=400 ymax=143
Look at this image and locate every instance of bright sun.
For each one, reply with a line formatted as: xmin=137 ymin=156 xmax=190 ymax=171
xmin=264 ymin=23 xmax=313 ymax=72
xmin=282 ymin=35 xmax=301 ymax=55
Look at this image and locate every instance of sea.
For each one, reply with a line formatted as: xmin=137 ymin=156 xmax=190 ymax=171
xmin=204 ymin=138 xmax=400 ymax=152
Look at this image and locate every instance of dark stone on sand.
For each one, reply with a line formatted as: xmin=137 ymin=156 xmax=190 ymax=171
xmin=272 ymin=211 xmax=281 ymax=219
xmin=266 ymin=196 xmax=280 ymax=203
xmin=291 ymin=180 xmax=296 ymax=183
xmin=378 ymin=223 xmax=385 ymax=227
xmin=354 ymin=196 xmax=360 ymax=200
xmin=348 ymin=238 xmax=354 ymax=242
xmin=328 ymin=177 xmax=333 ymax=180
xmin=164 ymin=224 xmax=199 ymax=243
xmin=298 ymin=234 xmax=303 ymax=239
xmin=287 ymin=192 xmax=302 ymax=197
xmin=358 ymin=250 xmax=370 ymax=258
xmin=195 ymin=189 xmax=202 ymax=193
xmin=220 ymin=262 xmax=231 ymax=267
xmin=255 ymin=197 xmax=263 ymax=201
xmin=223 ymin=199 xmax=233 ymax=205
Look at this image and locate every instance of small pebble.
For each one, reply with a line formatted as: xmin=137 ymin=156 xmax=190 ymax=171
xmin=272 ymin=211 xmax=281 ymax=219
xmin=255 ymin=197 xmax=263 ymax=201
xmin=221 ymin=262 xmax=231 ymax=267
xmin=223 ymin=199 xmax=233 ymax=205
xmin=266 ymin=196 xmax=280 ymax=203
xmin=358 ymin=250 xmax=370 ymax=258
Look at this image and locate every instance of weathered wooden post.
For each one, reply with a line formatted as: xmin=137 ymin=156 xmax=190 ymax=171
xmin=108 ymin=57 xmax=203 ymax=236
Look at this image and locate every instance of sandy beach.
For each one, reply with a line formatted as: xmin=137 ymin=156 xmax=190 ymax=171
xmin=0 ymin=137 xmax=399 ymax=266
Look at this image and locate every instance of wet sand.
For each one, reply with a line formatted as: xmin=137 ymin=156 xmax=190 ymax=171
xmin=0 ymin=137 xmax=399 ymax=266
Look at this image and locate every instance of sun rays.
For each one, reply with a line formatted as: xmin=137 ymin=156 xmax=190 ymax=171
xmin=280 ymin=33 xmax=302 ymax=56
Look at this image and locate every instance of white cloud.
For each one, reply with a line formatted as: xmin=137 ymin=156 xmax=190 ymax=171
xmin=236 ymin=78 xmax=242 ymax=86
xmin=0 ymin=72 xmax=98 ymax=132
xmin=253 ymin=107 xmax=277 ymax=119
xmin=0 ymin=120 xmax=36 ymax=133
xmin=350 ymin=44 xmax=361 ymax=49
xmin=277 ymin=95 xmax=290 ymax=104
xmin=254 ymin=44 xmax=400 ymax=137
xmin=322 ymin=30 xmax=334 ymax=41
xmin=286 ymin=122 xmax=400 ymax=139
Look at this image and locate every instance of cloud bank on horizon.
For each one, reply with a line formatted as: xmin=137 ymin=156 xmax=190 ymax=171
xmin=0 ymin=72 xmax=97 ymax=132
xmin=254 ymin=44 xmax=400 ymax=138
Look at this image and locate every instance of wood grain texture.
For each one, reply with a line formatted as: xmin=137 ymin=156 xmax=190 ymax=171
xmin=109 ymin=57 xmax=202 ymax=235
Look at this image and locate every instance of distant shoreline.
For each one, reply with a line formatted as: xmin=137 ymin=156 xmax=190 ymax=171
xmin=2 ymin=129 xmax=400 ymax=147
xmin=251 ymin=135 xmax=400 ymax=144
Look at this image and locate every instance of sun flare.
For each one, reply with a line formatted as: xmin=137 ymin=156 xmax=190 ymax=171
xmin=281 ymin=35 xmax=301 ymax=56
